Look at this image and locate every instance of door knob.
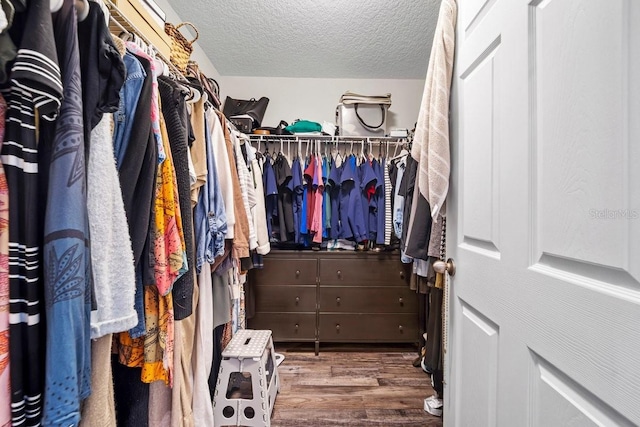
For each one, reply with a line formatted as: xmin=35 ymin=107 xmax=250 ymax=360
xmin=433 ymin=258 xmax=456 ymax=277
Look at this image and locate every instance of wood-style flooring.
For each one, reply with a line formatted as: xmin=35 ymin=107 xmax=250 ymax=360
xmin=270 ymin=344 xmax=443 ymax=427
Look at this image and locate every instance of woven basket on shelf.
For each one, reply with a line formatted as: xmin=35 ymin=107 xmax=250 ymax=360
xmin=164 ymin=22 xmax=199 ymax=73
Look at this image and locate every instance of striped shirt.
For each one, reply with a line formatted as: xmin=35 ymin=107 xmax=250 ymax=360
xmin=2 ymin=0 xmax=63 ymax=425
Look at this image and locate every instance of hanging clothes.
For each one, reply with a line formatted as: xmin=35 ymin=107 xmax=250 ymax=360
xmin=216 ymin=110 xmax=250 ymax=260
xmin=159 ymin=75 xmax=195 ymax=320
xmin=291 ymin=156 xmax=304 ymax=245
xmin=77 ymin=0 xmax=124 ymax=153
xmin=3 ymin=0 xmax=62 ymax=422
xmin=0 ymin=93 xmax=9 ymax=427
xmin=40 ymin=1 xmax=91 ymax=424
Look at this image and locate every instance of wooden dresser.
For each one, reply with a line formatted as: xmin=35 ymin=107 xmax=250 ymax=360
xmin=248 ymin=251 xmax=419 ymax=353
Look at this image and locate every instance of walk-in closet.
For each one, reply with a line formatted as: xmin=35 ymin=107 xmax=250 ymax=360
xmin=0 ymin=0 xmax=637 ymax=426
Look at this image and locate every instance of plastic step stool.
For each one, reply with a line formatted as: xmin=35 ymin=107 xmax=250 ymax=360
xmin=213 ymin=329 xmax=280 ymax=427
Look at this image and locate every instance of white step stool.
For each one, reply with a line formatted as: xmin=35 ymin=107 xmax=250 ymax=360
xmin=213 ymin=329 xmax=280 ymax=427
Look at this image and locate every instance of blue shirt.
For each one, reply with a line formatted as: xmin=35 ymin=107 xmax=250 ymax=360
xmin=328 ymin=158 xmax=342 ymax=239
xmin=360 ymin=159 xmax=377 ymax=241
xmin=341 ymin=155 xmax=367 ymax=242
xmin=291 ymin=157 xmax=303 ymax=244
xmin=375 ymin=158 xmax=386 ymax=245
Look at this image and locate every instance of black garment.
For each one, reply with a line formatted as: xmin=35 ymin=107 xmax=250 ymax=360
xmin=118 ymin=54 xmax=157 ymax=286
xmin=158 ymin=76 xmax=195 ymax=320
xmin=3 ymin=0 xmax=62 ymax=424
xmin=399 ymin=155 xmax=417 ymax=252
xmin=77 ymin=1 xmax=125 ymax=151
xmin=112 ymin=360 xmax=150 ymax=427
xmin=388 ymin=160 xmax=398 ymax=211
xmin=209 ymin=323 xmax=226 ymax=398
xmin=404 ymin=192 xmax=432 ymax=260
xmin=274 ymin=153 xmax=294 ymax=241
xmin=425 ymin=285 xmax=444 ymax=396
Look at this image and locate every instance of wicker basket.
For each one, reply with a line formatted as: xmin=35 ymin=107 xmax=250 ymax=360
xmin=164 ymin=22 xmax=199 ymax=73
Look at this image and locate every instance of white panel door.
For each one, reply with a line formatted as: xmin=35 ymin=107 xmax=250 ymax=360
xmin=446 ymin=0 xmax=640 ymax=425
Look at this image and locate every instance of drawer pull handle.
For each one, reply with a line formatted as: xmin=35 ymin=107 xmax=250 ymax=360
xmin=400 ymin=271 xmax=405 ymax=280
xmin=336 ymin=297 xmax=341 ymax=304
xmin=337 ymin=270 xmax=342 ymax=278
xmin=295 ymin=324 xmax=299 ymax=330
xmin=336 ymin=324 xmax=341 ymax=331
xmin=399 ymin=325 xmax=404 ymax=332
xmin=295 ymin=297 xmax=300 ymax=303
xmin=398 ymin=297 xmax=404 ymax=305
xmin=295 ymin=270 xmax=300 ymax=277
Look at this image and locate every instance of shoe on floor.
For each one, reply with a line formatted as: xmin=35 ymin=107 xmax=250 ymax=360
xmin=421 ymin=356 xmax=433 ymax=374
xmin=424 ymin=396 xmax=443 ymax=417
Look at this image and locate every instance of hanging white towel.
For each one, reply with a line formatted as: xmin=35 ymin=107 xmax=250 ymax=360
xmin=411 ymin=0 xmax=457 ymax=221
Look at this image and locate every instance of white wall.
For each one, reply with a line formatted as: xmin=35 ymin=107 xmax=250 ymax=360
xmin=151 ymin=0 xmax=219 ymax=77
xmin=218 ymin=76 xmax=425 ymax=130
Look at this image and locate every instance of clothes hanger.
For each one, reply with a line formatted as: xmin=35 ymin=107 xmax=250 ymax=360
xmin=51 ymin=0 xmax=63 ymax=12
xmin=75 ymin=0 xmax=89 ymax=21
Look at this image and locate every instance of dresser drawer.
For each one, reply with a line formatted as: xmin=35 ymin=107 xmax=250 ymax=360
xmin=319 ymin=258 xmax=408 ymax=286
xmin=248 ymin=313 xmax=316 ymax=341
xmin=251 ymin=258 xmax=317 ymax=285
xmin=254 ymin=286 xmax=316 ymax=312
xmin=319 ymin=286 xmax=417 ymax=313
xmin=319 ymin=313 xmax=419 ymax=342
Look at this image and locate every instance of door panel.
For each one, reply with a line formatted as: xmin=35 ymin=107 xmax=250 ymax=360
xmin=460 ymin=36 xmax=501 ymax=257
xmin=455 ymin=302 xmax=499 ymax=427
xmin=447 ymin=0 xmax=640 ymax=425
xmin=533 ymin=0 xmax=639 ymax=272
xmin=529 ymin=353 xmax=636 ymax=427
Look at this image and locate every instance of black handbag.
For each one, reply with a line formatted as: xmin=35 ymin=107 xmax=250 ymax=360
xmin=222 ymin=96 xmax=270 ymax=129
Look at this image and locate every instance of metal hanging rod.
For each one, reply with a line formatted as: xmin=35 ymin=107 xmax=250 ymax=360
xmin=104 ymin=0 xmax=188 ymax=82
xmin=249 ymin=134 xmax=407 ymax=143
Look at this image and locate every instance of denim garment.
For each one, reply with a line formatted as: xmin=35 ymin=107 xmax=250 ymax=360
xmin=125 ymin=42 xmax=166 ymax=164
xmin=41 ymin=1 xmax=91 ymax=424
xmin=113 ymin=52 xmax=145 ymax=169
xmin=194 ymin=111 xmax=227 ymax=274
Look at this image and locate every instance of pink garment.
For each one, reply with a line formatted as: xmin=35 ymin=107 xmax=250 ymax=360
xmin=304 ymin=156 xmax=315 ymax=231
xmin=0 ymin=94 xmax=10 ymax=427
xmin=312 ymin=155 xmax=324 ymax=243
xmin=125 ymin=42 xmax=166 ymax=164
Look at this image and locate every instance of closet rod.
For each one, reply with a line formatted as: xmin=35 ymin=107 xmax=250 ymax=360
xmin=104 ymin=0 xmax=187 ymax=82
xmin=249 ymin=135 xmax=407 ymax=143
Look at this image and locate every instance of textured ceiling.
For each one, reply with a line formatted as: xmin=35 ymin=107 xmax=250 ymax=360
xmin=168 ymin=0 xmax=441 ymax=79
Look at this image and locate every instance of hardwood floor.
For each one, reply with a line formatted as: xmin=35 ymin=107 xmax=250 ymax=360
xmin=269 ymin=344 xmax=443 ymax=427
